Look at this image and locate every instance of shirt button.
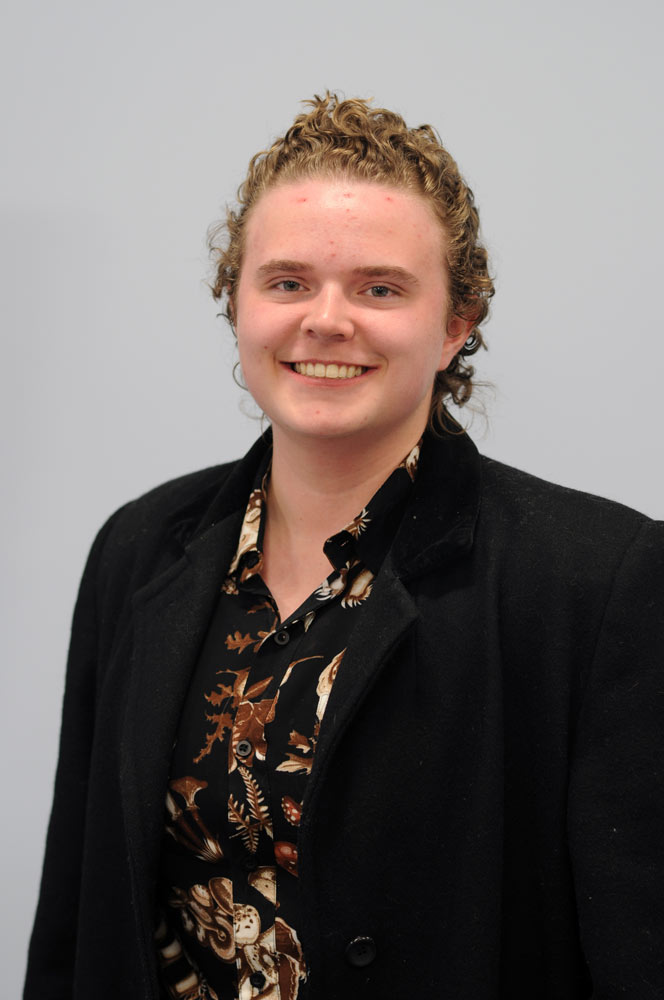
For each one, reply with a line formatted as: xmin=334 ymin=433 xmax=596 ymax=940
xmin=345 ymin=936 xmax=376 ymax=967
xmin=236 ymin=739 xmax=253 ymax=759
xmin=249 ymin=971 xmax=266 ymax=989
xmin=274 ymin=629 xmax=290 ymax=646
xmin=242 ymin=854 xmax=258 ymax=872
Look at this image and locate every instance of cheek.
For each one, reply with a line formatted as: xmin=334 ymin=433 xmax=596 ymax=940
xmin=236 ymin=297 xmax=285 ymax=346
xmin=235 ymin=307 xmax=267 ymax=359
xmin=237 ymin=335 xmax=270 ymax=380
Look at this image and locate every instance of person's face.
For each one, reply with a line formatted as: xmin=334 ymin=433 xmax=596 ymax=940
xmin=233 ymin=178 xmax=470 ymax=453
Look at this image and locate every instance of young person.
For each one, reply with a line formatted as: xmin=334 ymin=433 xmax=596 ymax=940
xmin=25 ymin=94 xmax=664 ymax=1000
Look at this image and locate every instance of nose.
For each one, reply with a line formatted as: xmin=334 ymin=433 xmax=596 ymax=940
xmin=301 ymin=284 xmax=354 ymax=340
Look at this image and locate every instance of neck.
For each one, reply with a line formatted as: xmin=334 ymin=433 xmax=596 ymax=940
xmin=267 ymin=424 xmax=424 ymax=546
xmin=258 ymin=425 xmax=424 ymax=621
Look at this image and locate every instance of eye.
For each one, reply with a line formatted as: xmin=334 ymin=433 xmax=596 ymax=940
xmin=274 ymin=279 xmax=303 ymax=292
xmin=366 ymin=285 xmax=395 ymax=298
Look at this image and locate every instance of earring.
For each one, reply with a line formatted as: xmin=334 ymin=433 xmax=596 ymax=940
xmin=232 ymin=360 xmax=246 ymax=390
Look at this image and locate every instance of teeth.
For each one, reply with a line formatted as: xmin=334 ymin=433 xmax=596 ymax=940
xmin=293 ymin=362 xmax=366 ymax=379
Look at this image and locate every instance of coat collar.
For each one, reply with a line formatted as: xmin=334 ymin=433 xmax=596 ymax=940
xmin=169 ymin=432 xmax=274 ymax=552
xmin=393 ymin=424 xmax=483 ymax=580
xmin=171 ymin=424 xmax=483 ymax=580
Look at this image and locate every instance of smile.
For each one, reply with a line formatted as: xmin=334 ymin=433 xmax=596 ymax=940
xmin=291 ymin=362 xmax=367 ymax=379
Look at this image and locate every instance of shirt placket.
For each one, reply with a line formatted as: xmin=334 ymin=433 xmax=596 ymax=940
xmin=228 ymin=584 xmax=306 ymax=999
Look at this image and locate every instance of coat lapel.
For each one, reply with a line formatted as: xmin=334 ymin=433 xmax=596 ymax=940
xmin=302 ymin=426 xmax=482 ymax=831
xmin=119 ymin=432 xmax=273 ymax=876
xmin=120 ymin=512 xmax=244 ymax=886
xmin=310 ymin=559 xmax=420 ymax=771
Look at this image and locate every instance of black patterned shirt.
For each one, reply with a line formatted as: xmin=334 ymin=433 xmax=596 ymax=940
xmin=156 ymin=441 xmax=420 ymax=1000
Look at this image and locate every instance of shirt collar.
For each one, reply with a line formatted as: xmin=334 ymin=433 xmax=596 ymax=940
xmin=323 ymin=439 xmax=421 ymax=575
xmin=228 ymin=440 xmax=421 ymax=585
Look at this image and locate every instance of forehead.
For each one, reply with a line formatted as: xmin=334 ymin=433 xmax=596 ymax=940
xmin=243 ymin=178 xmax=446 ymax=261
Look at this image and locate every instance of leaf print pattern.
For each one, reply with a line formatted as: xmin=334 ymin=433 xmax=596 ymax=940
xmin=194 ymin=708 xmax=234 ymax=764
xmin=228 ymin=765 xmax=274 ymax=854
xmin=247 ymin=599 xmax=276 ymax=619
xmin=341 ymin=566 xmax=373 ymax=608
xmin=229 ymin=698 xmax=274 ymax=771
xmin=238 ymin=765 xmax=273 ymax=841
xmin=314 ymin=572 xmax=346 ymax=602
xmin=287 ymin=731 xmax=310 ymax=752
xmin=399 ymin=440 xmax=421 ymax=481
xmin=346 ymin=507 xmax=371 ymax=538
xmin=276 ymin=728 xmax=318 ymax=775
xmin=226 ymin=628 xmax=274 ymax=654
xmin=228 ymin=796 xmax=259 ymax=854
xmin=315 ymin=650 xmax=344 ymax=722
xmin=225 ymin=488 xmax=263 ymax=578
xmin=275 ymin=756 xmax=312 ymax=775
xmin=315 ymin=558 xmax=374 ymax=608
xmin=302 ymin=611 xmax=316 ymax=632
xmin=225 ymin=631 xmax=255 ymax=654
xmin=274 ymin=649 xmax=344 ymax=776
xmin=159 ymin=440 xmax=421 ymax=1000
xmin=244 ymin=677 xmax=273 ymax=700
xmin=194 ymin=669 xmax=251 ymax=762
xmin=195 ymin=669 xmax=274 ymax=765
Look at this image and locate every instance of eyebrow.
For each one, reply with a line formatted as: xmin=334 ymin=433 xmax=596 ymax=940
xmin=352 ymin=265 xmax=419 ymax=287
xmin=255 ymin=260 xmax=420 ymax=286
xmin=256 ymin=259 xmax=312 ymax=277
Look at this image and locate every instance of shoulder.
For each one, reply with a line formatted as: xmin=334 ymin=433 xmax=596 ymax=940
xmin=480 ymin=454 xmax=654 ymax=535
xmin=477 ymin=453 xmax=662 ymax=586
xmin=116 ymin=460 xmax=238 ymax=528
xmin=81 ymin=459 xmax=243 ymax=601
xmin=104 ymin=459 xmax=238 ymax=542
xmin=75 ymin=433 xmax=275 ymax=611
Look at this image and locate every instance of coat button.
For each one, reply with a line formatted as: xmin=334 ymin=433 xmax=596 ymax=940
xmin=249 ymin=971 xmax=266 ymax=989
xmin=236 ymin=739 xmax=253 ymax=759
xmin=345 ymin=935 xmax=376 ymax=967
xmin=274 ymin=629 xmax=290 ymax=645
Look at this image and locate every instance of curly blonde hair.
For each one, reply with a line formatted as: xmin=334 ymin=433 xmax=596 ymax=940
xmin=209 ymin=92 xmax=494 ymax=421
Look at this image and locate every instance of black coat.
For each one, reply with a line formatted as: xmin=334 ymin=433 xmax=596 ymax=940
xmin=24 ymin=429 xmax=664 ymax=999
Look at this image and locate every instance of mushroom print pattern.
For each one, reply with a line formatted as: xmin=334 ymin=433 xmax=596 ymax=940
xmin=157 ymin=442 xmax=421 ymax=999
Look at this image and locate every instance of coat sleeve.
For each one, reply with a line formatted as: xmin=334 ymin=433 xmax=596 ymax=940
xmin=568 ymin=519 xmax=664 ymax=997
xmin=23 ymin=510 xmax=125 ymax=1000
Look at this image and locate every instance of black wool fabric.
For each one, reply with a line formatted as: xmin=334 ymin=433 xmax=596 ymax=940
xmin=24 ymin=428 xmax=664 ymax=1000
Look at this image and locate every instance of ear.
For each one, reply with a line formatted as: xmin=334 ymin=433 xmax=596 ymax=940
xmin=438 ymin=314 xmax=475 ymax=371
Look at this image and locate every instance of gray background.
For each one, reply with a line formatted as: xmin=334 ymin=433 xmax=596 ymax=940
xmin=3 ymin=0 xmax=662 ymax=991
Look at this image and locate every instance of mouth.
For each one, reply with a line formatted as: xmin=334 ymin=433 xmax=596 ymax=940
xmin=290 ymin=362 xmax=368 ymax=379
